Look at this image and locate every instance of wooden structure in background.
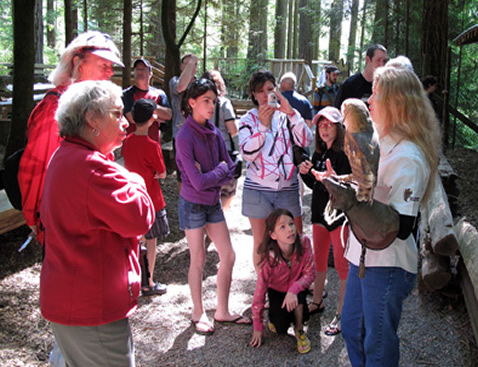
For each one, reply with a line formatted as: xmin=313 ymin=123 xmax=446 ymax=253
xmin=0 ymin=190 xmax=25 ymax=235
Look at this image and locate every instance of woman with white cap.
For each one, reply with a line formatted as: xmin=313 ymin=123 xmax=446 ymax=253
xmin=18 ymin=31 xmax=124 ymax=244
xmin=299 ymin=106 xmax=351 ymax=336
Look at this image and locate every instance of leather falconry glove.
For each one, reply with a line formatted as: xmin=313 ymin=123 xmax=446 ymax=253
xmin=322 ymin=176 xmax=400 ymax=278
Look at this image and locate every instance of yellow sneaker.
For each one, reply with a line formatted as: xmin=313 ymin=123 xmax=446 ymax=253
xmin=295 ymin=329 xmax=311 ymax=354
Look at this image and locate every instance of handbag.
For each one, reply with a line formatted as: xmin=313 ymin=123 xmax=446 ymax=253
xmin=287 ymin=118 xmax=309 ymax=166
xmin=214 ymin=99 xmax=242 ymax=179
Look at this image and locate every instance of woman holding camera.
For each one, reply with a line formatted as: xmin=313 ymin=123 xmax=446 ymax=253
xmin=239 ymin=70 xmax=313 ymax=273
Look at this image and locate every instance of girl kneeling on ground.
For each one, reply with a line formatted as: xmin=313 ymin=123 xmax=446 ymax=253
xmin=250 ymin=209 xmax=315 ymax=354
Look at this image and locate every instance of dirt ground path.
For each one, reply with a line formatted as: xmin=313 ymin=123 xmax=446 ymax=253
xmin=1 ymin=171 xmax=478 ymax=366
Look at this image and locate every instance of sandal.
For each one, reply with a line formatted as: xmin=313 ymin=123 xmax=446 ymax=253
xmin=141 ymin=282 xmax=167 ymax=296
xmin=295 ymin=329 xmax=311 ymax=354
xmin=324 ymin=313 xmax=341 ymax=336
xmin=308 ymin=300 xmax=325 ymax=315
xmin=191 ymin=315 xmax=214 ymax=335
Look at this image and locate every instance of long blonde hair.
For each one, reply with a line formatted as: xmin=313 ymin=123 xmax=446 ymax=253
xmin=373 ymin=66 xmax=441 ymax=202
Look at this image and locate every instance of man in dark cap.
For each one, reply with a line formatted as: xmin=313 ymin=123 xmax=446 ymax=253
xmin=122 ymin=58 xmax=172 ymax=142
xmin=313 ymin=65 xmax=341 ymax=114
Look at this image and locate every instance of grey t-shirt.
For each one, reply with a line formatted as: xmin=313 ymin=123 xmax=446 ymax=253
xmin=169 ymin=76 xmax=185 ymax=139
xmin=211 ymin=96 xmax=236 ymax=151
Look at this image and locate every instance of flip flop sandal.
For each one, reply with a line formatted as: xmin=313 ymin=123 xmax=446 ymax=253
xmin=308 ymin=300 xmax=325 ymax=315
xmin=214 ymin=315 xmax=252 ymax=325
xmin=191 ymin=319 xmax=214 ymax=335
xmin=324 ymin=313 xmax=341 ymax=336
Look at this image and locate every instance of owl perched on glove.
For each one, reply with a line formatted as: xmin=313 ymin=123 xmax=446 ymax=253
xmin=339 ymin=98 xmax=380 ymax=203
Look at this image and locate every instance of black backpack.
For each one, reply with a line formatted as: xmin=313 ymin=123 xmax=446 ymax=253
xmin=2 ymin=147 xmax=24 ymax=210
xmin=1 ymin=90 xmax=62 ymax=211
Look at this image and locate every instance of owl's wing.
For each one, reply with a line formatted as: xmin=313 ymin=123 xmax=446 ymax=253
xmin=344 ymin=131 xmax=379 ymax=202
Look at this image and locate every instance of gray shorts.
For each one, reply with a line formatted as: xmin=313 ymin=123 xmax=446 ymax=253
xmin=242 ymin=187 xmax=302 ymax=219
xmin=51 ymin=318 xmax=134 ymax=367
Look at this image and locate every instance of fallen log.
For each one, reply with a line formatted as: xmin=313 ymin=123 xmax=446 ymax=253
xmin=420 ymin=173 xmax=458 ymax=256
xmin=455 ymin=218 xmax=478 ymax=299
xmin=420 ymin=232 xmax=452 ymax=290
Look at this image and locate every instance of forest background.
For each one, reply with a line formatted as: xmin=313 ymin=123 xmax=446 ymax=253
xmin=1 ymin=0 xmax=478 ymax=159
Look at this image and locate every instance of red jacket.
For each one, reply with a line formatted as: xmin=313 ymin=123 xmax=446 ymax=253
xmin=40 ymin=137 xmax=154 ymax=326
xmin=18 ymin=86 xmax=67 ymax=233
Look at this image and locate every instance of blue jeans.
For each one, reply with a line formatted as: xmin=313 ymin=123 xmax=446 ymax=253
xmin=341 ymin=264 xmax=416 ymax=367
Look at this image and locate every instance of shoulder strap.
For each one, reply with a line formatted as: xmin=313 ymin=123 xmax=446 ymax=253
xmin=45 ymin=90 xmax=62 ymax=98
xmin=214 ymin=99 xmax=220 ymax=127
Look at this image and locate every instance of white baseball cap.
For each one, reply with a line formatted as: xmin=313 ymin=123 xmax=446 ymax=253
xmin=314 ymin=106 xmax=342 ymax=124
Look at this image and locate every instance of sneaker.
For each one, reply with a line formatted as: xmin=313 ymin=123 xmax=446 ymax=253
xmin=141 ymin=282 xmax=167 ymax=296
xmin=295 ymin=329 xmax=311 ymax=354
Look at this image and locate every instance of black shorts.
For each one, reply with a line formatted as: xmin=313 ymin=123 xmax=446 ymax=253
xmin=267 ymin=288 xmax=309 ymax=334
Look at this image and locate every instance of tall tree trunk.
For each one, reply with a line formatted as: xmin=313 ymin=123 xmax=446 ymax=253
xmin=292 ymin=0 xmax=298 ymax=58
xmin=203 ymin=0 xmax=208 ymax=74
xmin=347 ymin=0 xmax=359 ymax=71
xmin=393 ymin=0 xmax=400 ymax=55
xmin=72 ymin=1 xmax=78 ymax=38
xmin=421 ymin=0 xmax=448 ymax=124
xmin=46 ymin=0 xmax=55 ymax=48
xmin=7 ymin=0 xmax=35 ymax=159
xmin=83 ymin=0 xmax=88 ymax=32
xmin=140 ymin=0 xmax=144 ymax=56
xmin=65 ymin=0 xmax=73 ymax=46
xmin=274 ymin=0 xmax=287 ymax=59
xmin=34 ymin=0 xmax=43 ymax=64
xmin=162 ymin=0 xmax=202 ymax=96
xmin=372 ymin=0 xmax=389 ymax=47
xmin=147 ymin=0 xmax=165 ymax=60
xmin=222 ymin=0 xmax=239 ymax=58
xmin=287 ymin=0 xmax=293 ymax=58
xmin=298 ymin=0 xmax=312 ymax=64
xmin=247 ymin=0 xmax=268 ymax=66
xmin=123 ymin=0 xmax=133 ymax=89
xmin=311 ymin=0 xmax=321 ymax=60
xmin=358 ymin=0 xmax=368 ymax=70
xmin=328 ymin=0 xmax=343 ymax=62
xmin=405 ymin=0 xmax=409 ymax=55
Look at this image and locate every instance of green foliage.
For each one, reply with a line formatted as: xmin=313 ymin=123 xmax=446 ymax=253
xmin=447 ymin=1 xmax=478 ymax=149
xmin=0 ymin=0 xmax=13 ymax=64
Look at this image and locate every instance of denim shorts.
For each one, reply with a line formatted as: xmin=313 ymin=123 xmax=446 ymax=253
xmin=178 ymin=196 xmax=225 ymax=230
xmin=242 ymin=187 xmax=302 ymax=219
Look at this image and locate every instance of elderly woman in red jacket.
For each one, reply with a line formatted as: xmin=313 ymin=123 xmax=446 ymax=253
xmin=40 ymin=80 xmax=154 ymax=367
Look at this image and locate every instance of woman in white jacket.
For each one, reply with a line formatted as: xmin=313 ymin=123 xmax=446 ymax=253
xmin=239 ymin=70 xmax=313 ymax=273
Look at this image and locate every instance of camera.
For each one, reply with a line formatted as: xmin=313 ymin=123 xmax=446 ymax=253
xmin=268 ymin=92 xmax=279 ymax=108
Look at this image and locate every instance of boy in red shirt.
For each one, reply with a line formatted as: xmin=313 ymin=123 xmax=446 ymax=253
xmin=122 ymin=98 xmax=169 ymax=296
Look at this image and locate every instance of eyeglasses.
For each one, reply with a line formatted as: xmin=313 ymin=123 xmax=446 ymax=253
xmin=318 ymin=122 xmax=336 ymax=129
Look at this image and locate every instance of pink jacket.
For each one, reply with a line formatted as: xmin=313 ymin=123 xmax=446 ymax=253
xmin=252 ymin=236 xmax=315 ymax=331
xmin=40 ymin=137 xmax=154 ymax=326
